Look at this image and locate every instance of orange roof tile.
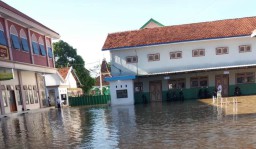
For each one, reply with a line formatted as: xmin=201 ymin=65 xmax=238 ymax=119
xmin=102 ymin=17 xmax=256 ymax=50
xmin=57 ymin=67 xmax=70 ymax=79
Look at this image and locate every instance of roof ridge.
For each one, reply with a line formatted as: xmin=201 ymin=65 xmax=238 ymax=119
xmin=107 ymin=16 xmax=256 ymax=35
xmin=103 ymin=16 xmax=256 ymax=50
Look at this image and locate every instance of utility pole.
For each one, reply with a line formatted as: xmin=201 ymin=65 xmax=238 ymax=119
xmin=99 ymin=60 xmax=103 ymax=95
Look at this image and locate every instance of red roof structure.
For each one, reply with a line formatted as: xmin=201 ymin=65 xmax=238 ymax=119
xmin=102 ymin=17 xmax=256 ymax=50
xmin=57 ymin=67 xmax=70 ymax=79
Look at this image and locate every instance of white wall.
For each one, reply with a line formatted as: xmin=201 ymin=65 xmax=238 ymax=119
xmin=45 ymin=72 xmax=77 ymax=88
xmin=45 ymin=73 xmax=63 ymax=86
xmin=110 ymin=37 xmax=256 ymax=76
xmin=21 ymin=71 xmax=40 ymax=110
xmin=110 ymin=80 xmax=134 ymax=106
xmin=64 ymin=72 xmax=77 ymax=88
xmin=1 ymin=70 xmax=20 ymax=113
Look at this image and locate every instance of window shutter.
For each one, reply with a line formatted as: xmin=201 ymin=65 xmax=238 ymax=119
xmin=148 ymin=55 xmax=154 ymax=61
xmin=155 ymin=54 xmax=159 ymax=60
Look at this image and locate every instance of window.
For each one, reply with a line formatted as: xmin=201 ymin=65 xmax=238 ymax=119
xmin=168 ymin=78 xmax=186 ymax=89
xmin=48 ymin=47 xmax=53 ymax=58
xmin=216 ymin=47 xmax=228 ymax=55
xmin=190 ymin=76 xmax=208 ymax=88
xmin=126 ymin=56 xmax=138 ymax=63
xmin=170 ymin=51 xmax=182 ymax=59
xmin=21 ymin=38 xmax=30 ymax=52
xmin=239 ymin=45 xmax=251 ymax=53
xmin=32 ymin=42 xmax=39 ymax=55
xmin=192 ymin=49 xmax=205 ymax=57
xmin=39 ymin=44 xmax=46 ymax=56
xmin=10 ymin=34 xmax=21 ymax=49
xmin=148 ymin=53 xmax=160 ymax=61
xmin=134 ymin=82 xmax=143 ymax=92
xmin=236 ymin=72 xmax=255 ymax=84
xmin=0 ymin=30 xmax=7 ymax=46
xmin=116 ymin=89 xmax=128 ymax=98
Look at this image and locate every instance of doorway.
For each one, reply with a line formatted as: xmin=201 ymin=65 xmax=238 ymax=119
xmin=215 ymin=74 xmax=229 ymax=97
xmin=9 ymin=90 xmax=17 ymax=112
xmin=149 ymin=81 xmax=162 ymax=102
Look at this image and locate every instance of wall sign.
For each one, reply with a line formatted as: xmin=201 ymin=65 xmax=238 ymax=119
xmin=0 ymin=68 xmax=14 ymax=80
xmin=0 ymin=45 xmax=9 ymax=60
xmin=116 ymin=89 xmax=128 ymax=98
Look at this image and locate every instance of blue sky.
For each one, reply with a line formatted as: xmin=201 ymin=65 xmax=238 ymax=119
xmin=2 ymin=0 xmax=256 ymax=69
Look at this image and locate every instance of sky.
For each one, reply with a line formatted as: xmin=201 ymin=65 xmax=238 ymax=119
xmin=2 ymin=0 xmax=256 ymax=72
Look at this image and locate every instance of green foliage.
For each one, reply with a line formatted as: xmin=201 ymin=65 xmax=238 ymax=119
xmin=53 ymin=40 xmax=95 ymax=94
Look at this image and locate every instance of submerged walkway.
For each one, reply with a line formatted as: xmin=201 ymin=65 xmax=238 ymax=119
xmin=200 ymin=95 xmax=256 ymax=115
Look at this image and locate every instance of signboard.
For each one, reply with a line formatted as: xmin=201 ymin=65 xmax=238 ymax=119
xmin=224 ymin=71 xmax=229 ymax=74
xmin=116 ymin=89 xmax=128 ymax=98
xmin=0 ymin=45 xmax=9 ymax=60
xmin=164 ymin=76 xmax=170 ymax=80
xmin=0 ymin=68 xmax=14 ymax=80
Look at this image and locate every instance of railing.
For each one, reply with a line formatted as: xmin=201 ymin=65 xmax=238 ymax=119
xmin=69 ymin=95 xmax=111 ymax=107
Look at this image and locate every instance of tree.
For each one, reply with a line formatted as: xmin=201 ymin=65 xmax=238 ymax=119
xmin=53 ymin=40 xmax=95 ymax=94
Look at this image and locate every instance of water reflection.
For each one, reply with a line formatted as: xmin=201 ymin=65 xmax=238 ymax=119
xmin=1 ymin=99 xmax=256 ymax=148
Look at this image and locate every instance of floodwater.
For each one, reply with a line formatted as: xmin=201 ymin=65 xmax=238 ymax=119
xmin=1 ymin=97 xmax=256 ymax=149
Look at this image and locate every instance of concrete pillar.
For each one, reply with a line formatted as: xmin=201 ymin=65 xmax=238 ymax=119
xmin=27 ymin=29 xmax=34 ymax=64
xmin=35 ymin=73 xmax=43 ymax=108
xmin=17 ymin=70 xmax=26 ymax=111
xmin=44 ymin=36 xmax=49 ymax=67
xmin=4 ymin=19 xmax=12 ymax=61
xmin=0 ymin=83 xmax=5 ymax=115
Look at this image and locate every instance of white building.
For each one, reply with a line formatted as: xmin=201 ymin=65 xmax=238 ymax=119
xmin=103 ymin=17 xmax=256 ymax=106
xmin=45 ymin=67 xmax=82 ymax=106
xmin=0 ymin=1 xmax=60 ymax=114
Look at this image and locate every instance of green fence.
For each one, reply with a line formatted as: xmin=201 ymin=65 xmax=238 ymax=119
xmin=69 ymin=95 xmax=111 ymax=107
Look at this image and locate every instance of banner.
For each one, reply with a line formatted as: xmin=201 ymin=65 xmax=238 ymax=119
xmin=0 ymin=68 xmax=14 ymax=80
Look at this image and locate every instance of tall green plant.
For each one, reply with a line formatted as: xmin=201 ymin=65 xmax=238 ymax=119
xmin=53 ymin=40 xmax=95 ymax=94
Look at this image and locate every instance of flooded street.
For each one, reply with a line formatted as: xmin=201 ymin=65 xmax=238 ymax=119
xmin=1 ymin=98 xmax=256 ymax=148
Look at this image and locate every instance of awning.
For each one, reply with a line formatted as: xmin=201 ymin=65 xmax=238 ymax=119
xmin=105 ymin=75 xmax=136 ymax=82
xmin=138 ymin=63 xmax=256 ymax=77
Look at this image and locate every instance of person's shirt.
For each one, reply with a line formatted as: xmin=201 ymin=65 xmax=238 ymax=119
xmin=217 ymin=85 xmax=222 ymax=93
xmin=57 ymin=98 xmax=60 ymax=104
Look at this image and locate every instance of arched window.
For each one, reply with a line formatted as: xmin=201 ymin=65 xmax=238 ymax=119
xmin=32 ymin=34 xmax=39 ymax=55
xmin=10 ymin=25 xmax=21 ymax=49
xmin=46 ymin=39 xmax=53 ymax=58
xmin=38 ymin=37 xmax=46 ymax=56
xmin=20 ymin=29 xmax=29 ymax=52
xmin=0 ymin=23 xmax=7 ymax=46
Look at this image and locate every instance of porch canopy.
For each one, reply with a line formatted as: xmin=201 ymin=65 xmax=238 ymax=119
xmin=137 ymin=63 xmax=256 ymax=77
xmin=105 ymin=75 xmax=136 ymax=82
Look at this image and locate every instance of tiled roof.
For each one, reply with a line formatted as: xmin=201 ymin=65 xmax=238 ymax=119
xmin=57 ymin=67 xmax=70 ymax=80
xmin=0 ymin=1 xmax=59 ymax=35
xmin=102 ymin=17 xmax=256 ymax=50
xmin=95 ymin=74 xmax=111 ymax=86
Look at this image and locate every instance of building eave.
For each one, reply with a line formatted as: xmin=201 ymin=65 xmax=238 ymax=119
xmin=0 ymin=59 xmax=57 ymax=74
xmin=138 ymin=63 xmax=256 ymax=77
xmin=0 ymin=5 xmax=60 ymax=39
xmin=102 ymin=35 xmax=250 ymax=51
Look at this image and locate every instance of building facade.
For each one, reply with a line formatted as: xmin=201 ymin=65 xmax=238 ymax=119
xmin=45 ymin=67 xmax=83 ymax=106
xmin=0 ymin=1 xmax=60 ymax=114
xmin=103 ymin=17 xmax=256 ymax=106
